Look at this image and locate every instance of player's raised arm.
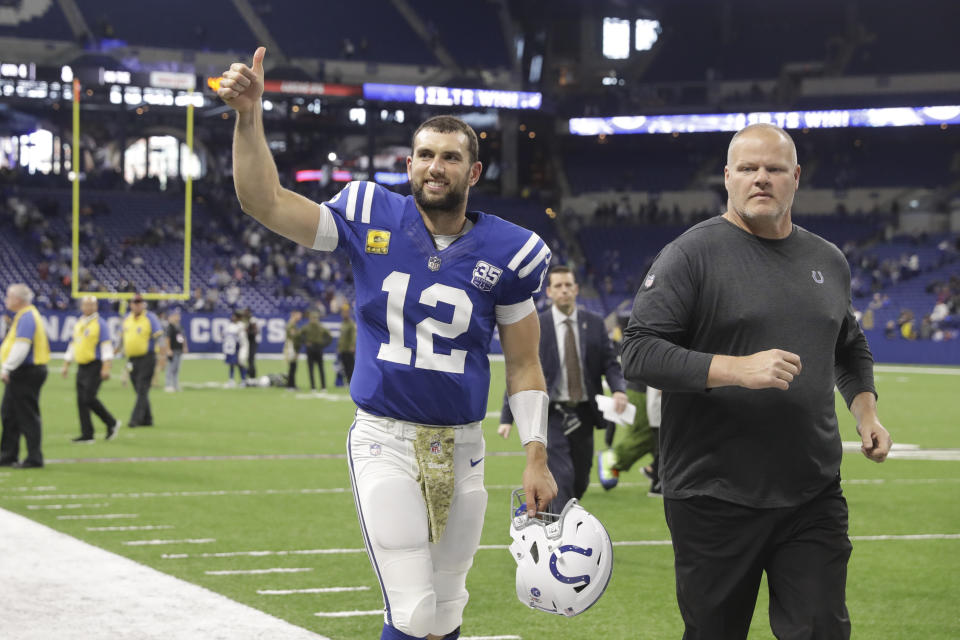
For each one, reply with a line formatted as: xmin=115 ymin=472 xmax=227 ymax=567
xmin=499 ymin=311 xmax=557 ymax=516
xmin=219 ymin=47 xmax=327 ymax=249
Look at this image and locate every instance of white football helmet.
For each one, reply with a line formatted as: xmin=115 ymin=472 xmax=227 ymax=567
xmin=508 ymin=490 xmax=613 ymax=617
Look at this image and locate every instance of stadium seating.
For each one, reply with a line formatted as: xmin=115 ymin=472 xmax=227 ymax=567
xmin=254 ymin=1 xmax=436 ymax=66
xmin=0 ymin=0 xmax=74 ymax=41
xmin=405 ymin=0 xmax=510 ymax=69
xmin=77 ymin=0 xmax=256 ymax=53
xmin=641 ymin=0 xmax=845 ymax=82
xmin=847 ymin=1 xmax=960 ymax=75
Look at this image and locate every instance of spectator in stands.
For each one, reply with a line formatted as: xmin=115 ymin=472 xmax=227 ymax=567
xmin=898 ymin=309 xmax=916 ymax=340
xmin=191 ymin=287 xmax=209 ymax=312
xmin=121 ymin=294 xmax=164 ymax=427
xmin=301 ymin=311 xmax=332 ymax=391
xmin=621 ymin=123 xmax=892 ymax=640
xmin=164 ymin=309 xmax=187 ymax=392
xmin=0 ymin=284 xmax=50 ymax=468
xmin=284 ymin=310 xmax=303 ymax=389
xmin=61 ymin=296 xmax=120 ymax=442
xmin=930 ymin=299 xmax=950 ymax=324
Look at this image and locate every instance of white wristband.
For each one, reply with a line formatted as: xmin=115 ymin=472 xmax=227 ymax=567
xmin=508 ymin=389 xmax=549 ymax=446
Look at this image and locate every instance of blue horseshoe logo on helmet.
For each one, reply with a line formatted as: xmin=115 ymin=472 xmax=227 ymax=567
xmin=549 ymin=544 xmax=593 ymax=585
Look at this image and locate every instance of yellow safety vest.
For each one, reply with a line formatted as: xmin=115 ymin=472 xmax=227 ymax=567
xmin=0 ymin=305 xmax=50 ymax=366
xmin=72 ymin=313 xmax=109 ymax=364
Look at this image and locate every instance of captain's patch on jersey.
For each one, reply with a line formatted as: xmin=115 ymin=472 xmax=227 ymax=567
xmin=365 ymin=229 xmax=391 ymax=254
xmin=471 ymin=261 xmax=503 ymax=292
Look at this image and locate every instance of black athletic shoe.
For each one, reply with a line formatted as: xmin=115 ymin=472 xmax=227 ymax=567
xmin=0 ymin=458 xmax=16 ymax=467
xmin=14 ymin=460 xmax=44 ymax=469
xmin=72 ymin=436 xmax=95 ymax=444
xmin=106 ymin=420 xmax=122 ymax=440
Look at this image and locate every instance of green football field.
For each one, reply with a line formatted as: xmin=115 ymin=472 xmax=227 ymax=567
xmin=1 ymin=357 xmax=957 ymax=639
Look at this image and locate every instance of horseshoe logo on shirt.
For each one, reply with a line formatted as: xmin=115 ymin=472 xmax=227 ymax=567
xmin=811 ymin=270 xmax=824 ymax=284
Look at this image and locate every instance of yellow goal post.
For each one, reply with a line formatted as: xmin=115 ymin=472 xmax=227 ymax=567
xmin=70 ymin=77 xmax=195 ymax=303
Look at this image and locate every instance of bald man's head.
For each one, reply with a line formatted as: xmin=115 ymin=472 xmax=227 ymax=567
xmin=81 ymin=296 xmax=98 ymax=316
xmin=5 ymin=284 xmax=32 ymax=312
xmin=722 ymin=123 xmax=802 ymax=239
xmin=726 ymin=123 xmax=797 ymax=167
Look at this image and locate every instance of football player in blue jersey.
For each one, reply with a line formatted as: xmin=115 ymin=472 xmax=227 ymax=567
xmin=220 ymin=48 xmax=557 ymax=640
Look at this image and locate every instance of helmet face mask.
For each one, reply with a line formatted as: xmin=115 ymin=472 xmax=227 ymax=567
xmin=508 ymin=490 xmax=614 ymax=617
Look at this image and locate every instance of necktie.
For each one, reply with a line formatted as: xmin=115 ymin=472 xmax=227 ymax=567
xmin=563 ymin=319 xmax=584 ymax=402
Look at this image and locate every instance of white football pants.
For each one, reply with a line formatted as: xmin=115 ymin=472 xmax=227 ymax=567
xmin=348 ymin=410 xmax=488 ymax=638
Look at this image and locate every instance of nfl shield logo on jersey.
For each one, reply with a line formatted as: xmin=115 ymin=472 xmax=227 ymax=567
xmin=471 ymin=261 xmax=503 ymax=292
xmin=428 ymin=256 xmax=442 ymax=272
xmin=369 ymin=443 xmax=382 ymax=456
xmin=430 ymin=439 xmax=442 ymax=455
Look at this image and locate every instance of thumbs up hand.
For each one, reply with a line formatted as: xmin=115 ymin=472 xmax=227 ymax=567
xmin=218 ymin=46 xmax=266 ymax=114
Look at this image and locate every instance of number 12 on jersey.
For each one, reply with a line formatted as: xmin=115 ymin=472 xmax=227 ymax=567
xmin=377 ymin=271 xmax=474 ymax=374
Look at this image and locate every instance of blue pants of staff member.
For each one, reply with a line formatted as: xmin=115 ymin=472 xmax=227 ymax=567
xmin=546 ymin=401 xmax=598 ymax=514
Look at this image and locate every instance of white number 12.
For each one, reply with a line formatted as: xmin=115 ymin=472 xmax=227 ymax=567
xmin=376 ymin=271 xmax=473 ymax=374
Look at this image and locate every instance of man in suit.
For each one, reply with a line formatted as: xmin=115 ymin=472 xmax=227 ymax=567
xmin=499 ymin=265 xmax=628 ymax=511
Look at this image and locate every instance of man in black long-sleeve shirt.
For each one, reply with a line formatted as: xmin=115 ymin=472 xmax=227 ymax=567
xmin=621 ymin=123 xmax=892 ymax=640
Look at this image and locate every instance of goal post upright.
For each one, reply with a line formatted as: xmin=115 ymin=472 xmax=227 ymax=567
xmin=71 ymin=83 xmax=194 ymax=303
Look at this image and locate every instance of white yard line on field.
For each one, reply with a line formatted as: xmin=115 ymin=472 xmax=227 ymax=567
xmin=164 ymin=533 xmax=960 ymax=560
xmin=56 ymin=513 xmax=137 ymax=520
xmin=9 ymin=487 xmax=349 ymax=501
xmin=313 ymin=610 xmax=382 ymax=618
xmin=12 ymin=473 xmax=958 ymax=505
xmin=123 ymin=538 xmax=216 ymax=546
xmin=26 ymin=503 xmax=109 ymax=510
xmin=87 ymin=525 xmax=174 ymax=532
xmin=258 ymin=586 xmax=370 ymax=595
xmin=873 ymin=365 xmax=960 ymax=375
xmin=207 ymin=567 xmax=314 ymax=576
xmin=0 ymin=507 xmax=330 ymax=640
xmin=840 ymin=442 xmax=960 ymax=461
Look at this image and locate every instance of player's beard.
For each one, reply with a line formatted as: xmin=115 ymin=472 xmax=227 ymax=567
xmin=412 ymin=174 xmax=469 ymax=215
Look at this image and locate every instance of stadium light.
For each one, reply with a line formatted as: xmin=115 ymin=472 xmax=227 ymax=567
xmin=635 ymin=19 xmax=661 ymax=52
xmin=602 ymin=18 xmax=630 ymax=60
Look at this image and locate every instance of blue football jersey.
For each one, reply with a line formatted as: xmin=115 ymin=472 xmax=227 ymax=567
xmin=222 ymin=323 xmax=241 ymax=355
xmin=323 ymin=181 xmax=551 ymax=425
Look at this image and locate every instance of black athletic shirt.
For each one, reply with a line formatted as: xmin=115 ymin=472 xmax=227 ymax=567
xmin=621 ymin=217 xmax=876 ymax=508
xmin=166 ymin=324 xmax=185 ymax=354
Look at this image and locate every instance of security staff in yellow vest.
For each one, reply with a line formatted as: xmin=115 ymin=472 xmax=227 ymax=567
xmin=62 ymin=296 xmax=120 ymax=442
xmin=0 ymin=284 xmax=50 ymax=468
xmin=121 ymin=294 xmax=163 ymax=427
